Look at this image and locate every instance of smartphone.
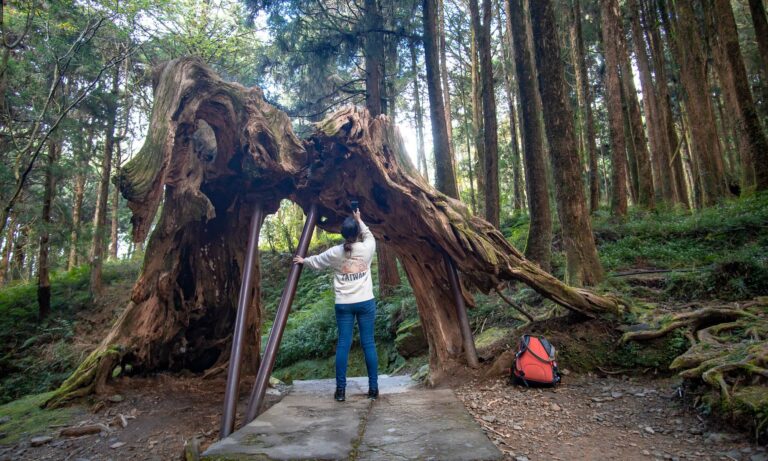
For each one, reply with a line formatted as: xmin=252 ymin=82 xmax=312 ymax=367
xmin=351 ymin=200 xmax=359 ymax=211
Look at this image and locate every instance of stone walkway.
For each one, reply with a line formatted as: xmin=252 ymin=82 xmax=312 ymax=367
xmin=202 ymin=375 xmax=502 ymax=460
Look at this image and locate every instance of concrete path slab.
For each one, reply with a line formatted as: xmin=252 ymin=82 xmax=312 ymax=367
xmin=357 ymin=389 xmax=502 ymax=461
xmin=202 ymin=375 xmax=501 ymax=460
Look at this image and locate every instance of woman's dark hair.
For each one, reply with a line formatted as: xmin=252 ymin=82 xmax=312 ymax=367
xmin=341 ymin=217 xmax=360 ymax=255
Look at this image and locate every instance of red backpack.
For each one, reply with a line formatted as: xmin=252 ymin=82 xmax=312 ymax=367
xmin=512 ymin=335 xmax=561 ymax=386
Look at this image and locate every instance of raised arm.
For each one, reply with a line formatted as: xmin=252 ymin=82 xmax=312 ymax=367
xmin=355 ymin=210 xmax=376 ymax=258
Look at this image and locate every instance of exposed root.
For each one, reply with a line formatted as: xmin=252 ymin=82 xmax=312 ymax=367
xmin=44 ymin=345 xmax=122 ymax=408
xmin=620 ymin=307 xmax=755 ymax=344
xmin=622 ymin=299 xmax=768 ymax=437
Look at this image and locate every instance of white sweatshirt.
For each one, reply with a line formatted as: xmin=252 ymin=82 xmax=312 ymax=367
xmin=303 ymin=220 xmax=376 ymax=304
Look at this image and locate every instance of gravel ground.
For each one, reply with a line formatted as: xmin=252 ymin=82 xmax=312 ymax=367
xmin=455 ymin=374 xmax=763 ymax=461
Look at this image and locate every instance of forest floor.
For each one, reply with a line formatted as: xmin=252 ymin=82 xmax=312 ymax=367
xmin=0 ymin=370 xmax=760 ymax=460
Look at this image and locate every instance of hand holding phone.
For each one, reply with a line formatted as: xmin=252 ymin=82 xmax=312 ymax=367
xmin=351 ymin=200 xmax=359 ymax=211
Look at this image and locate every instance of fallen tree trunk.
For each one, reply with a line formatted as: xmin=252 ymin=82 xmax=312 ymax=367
xmin=48 ymin=58 xmax=623 ymax=405
xmin=297 ymin=106 xmax=623 ymax=379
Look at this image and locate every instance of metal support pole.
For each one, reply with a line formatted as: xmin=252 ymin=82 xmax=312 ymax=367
xmin=244 ymin=203 xmax=319 ymax=424
xmin=443 ymin=253 xmax=480 ymax=368
xmin=220 ymin=205 xmax=264 ymax=439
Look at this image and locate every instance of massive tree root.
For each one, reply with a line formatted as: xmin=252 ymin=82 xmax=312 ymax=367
xmin=48 ymin=58 xmax=625 ymax=405
xmin=622 ymin=299 xmax=768 ymax=438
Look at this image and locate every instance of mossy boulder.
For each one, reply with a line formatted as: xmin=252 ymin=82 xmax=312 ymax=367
xmin=395 ymin=318 xmax=427 ymax=358
xmin=475 ymin=327 xmax=513 ymax=354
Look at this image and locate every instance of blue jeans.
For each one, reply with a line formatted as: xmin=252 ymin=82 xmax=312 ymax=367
xmin=335 ymin=298 xmax=378 ymax=391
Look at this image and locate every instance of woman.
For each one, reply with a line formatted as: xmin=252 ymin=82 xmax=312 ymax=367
xmin=293 ymin=209 xmax=378 ymax=402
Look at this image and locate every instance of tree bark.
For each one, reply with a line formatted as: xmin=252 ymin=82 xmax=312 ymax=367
xmin=507 ymin=0 xmax=552 ymax=272
xmin=497 ymin=2 xmax=525 ymax=212
xmin=748 ymin=0 xmax=768 ymax=81
xmin=423 ymin=0 xmax=460 ymax=198
xmin=49 ymin=58 xmax=625 ymax=405
xmin=364 ymin=0 xmax=384 ymax=116
xmin=0 ymin=215 xmax=15 ymax=285
xmin=38 ymin=139 xmax=60 ymax=320
xmin=618 ymin=8 xmax=654 ymax=209
xmin=601 ymin=0 xmax=629 ymax=217
xmin=469 ymin=9 xmax=486 ymax=214
xmin=68 ymin=145 xmax=88 ymax=270
xmin=438 ymin=0 xmax=457 ymax=180
xmin=363 ymin=0 xmax=401 ymax=298
xmin=410 ymin=40 xmax=429 ymax=182
xmin=530 ymin=0 xmax=604 ymax=285
xmin=645 ymin=0 xmax=689 ymax=207
xmin=707 ymin=0 xmax=768 ymax=192
xmin=90 ymin=65 xmax=120 ymax=297
xmin=628 ymin=0 xmax=671 ymax=205
xmin=11 ymin=224 xmax=27 ymax=281
xmin=571 ymin=0 xmax=601 ymax=214
xmin=109 ymin=141 xmax=122 ymax=260
xmin=669 ymin=0 xmax=729 ymax=205
xmin=469 ymin=0 xmax=500 ymax=227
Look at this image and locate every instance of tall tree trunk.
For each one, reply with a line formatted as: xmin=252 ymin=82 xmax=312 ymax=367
xmin=469 ymin=13 xmax=486 ymax=213
xmin=364 ymin=0 xmax=384 ymax=116
xmin=571 ymin=0 xmax=601 ymax=213
xmin=530 ymin=0 xmax=604 ymax=285
xmin=69 ymin=171 xmax=86 ymax=269
xmin=68 ymin=126 xmax=90 ymax=270
xmin=366 ymin=3 xmax=402 ymax=297
xmin=508 ymin=0 xmax=552 ymax=272
xmin=90 ymin=65 xmax=120 ymax=297
xmin=11 ymin=224 xmax=27 ymax=280
xmin=469 ymin=0 xmax=500 ymax=227
xmin=497 ymin=0 xmax=525 ymax=213
xmin=601 ymin=0 xmax=629 ymax=217
xmin=438 ymin=0 xmax=456 ymax=180
xmin=748 ymin=0 xmax=768 ymax=79
xmin=619 ymin=37 xmax=655 ymax=209
xmin=423 ymin=0 xmax=459 ymax=198
xmin=410 ymin=40 xmax=429 ymax=182
xmin=669 ymin=0 xmax=729 ymax=205
xmin=0 ymin=215 xmax=15 ymax=285
xmin=458 ymin=68 xmax=478 ymax=213
xmin=748 ymin=0 xmax=768 ymax=120
xmin=38 ymin=139 xmax=60 ymax=320
xmin=628 ymin=0 xmax=673 ymax=204
xmin=707 ymin=0 xmax=768 ymax=192
xmin=645 ymin=0 xmax=689 ymax=207
xmin=109 ymin=141 xmax=122 ymax=260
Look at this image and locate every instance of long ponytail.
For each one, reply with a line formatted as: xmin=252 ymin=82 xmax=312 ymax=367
xmin=341 ymin=217 xmax=360 ymax=257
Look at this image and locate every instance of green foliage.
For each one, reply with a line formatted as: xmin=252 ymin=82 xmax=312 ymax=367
xmin=594 ymin=193 xmax=768 ymax=271
xmin=664 ymin=258 xmax=768 ymax=302
xmin=0 ymin=261 xmax=139 ymax=404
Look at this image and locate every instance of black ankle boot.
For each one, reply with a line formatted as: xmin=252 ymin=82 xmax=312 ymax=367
xmin=367 ymin=388 xmax=379 ymax=400
xmin=334 ymin=387 xmax=345 ymax=402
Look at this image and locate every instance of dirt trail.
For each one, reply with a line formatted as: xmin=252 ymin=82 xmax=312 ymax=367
xmin=456 ymin=374 xmax=762 ymax=461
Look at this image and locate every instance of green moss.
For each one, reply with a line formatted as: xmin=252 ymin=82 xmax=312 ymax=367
xmin=474 ymin=327 xmax=513 ymax=350
xmin=0 ymin=392 xmax=80 ymax=444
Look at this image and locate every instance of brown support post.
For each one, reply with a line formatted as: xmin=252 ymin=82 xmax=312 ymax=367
xmin=220 ymin=205 xmax=264 ymax=439
xmin=244 ymin=203 xmax=319 ymax=424
xmin=443 ymin=253 xmax=480 ymax=368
